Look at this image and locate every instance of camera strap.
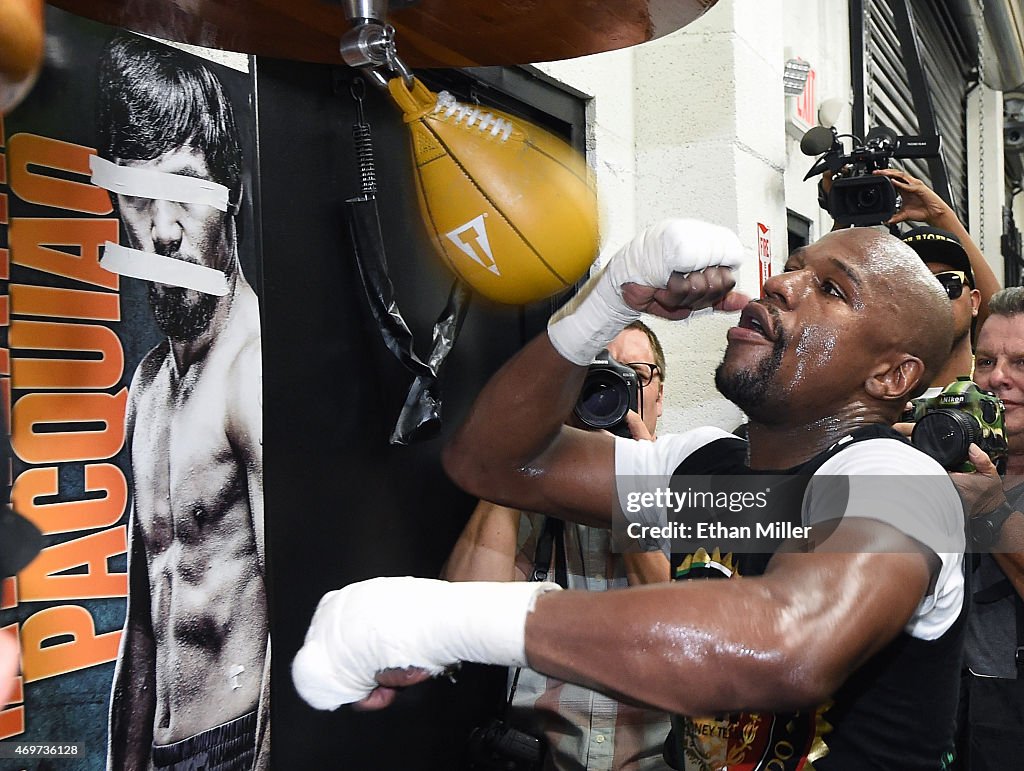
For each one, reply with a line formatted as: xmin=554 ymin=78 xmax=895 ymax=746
xmin=529 ymin=516 xmax=566 ymax=587
xmin=506 ymin=517 xmax=568 ymax=718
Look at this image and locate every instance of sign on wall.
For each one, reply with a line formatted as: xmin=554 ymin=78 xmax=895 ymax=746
xmin=757 ymin=222 xmax=772 ymax=296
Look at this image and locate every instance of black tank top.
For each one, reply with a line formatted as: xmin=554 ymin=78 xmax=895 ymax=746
xmin=663 ymin=425 xmax=965 ymax=771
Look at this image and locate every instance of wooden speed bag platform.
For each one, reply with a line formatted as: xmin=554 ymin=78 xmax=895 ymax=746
xmin=47 ymin=0 xmax=721 ymax=67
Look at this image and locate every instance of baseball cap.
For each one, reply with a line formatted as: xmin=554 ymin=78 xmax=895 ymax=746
xmin=0 ymin=505 xmax=41 ymax=579
xmin=901 ymin=225 xmax=975 ymax=288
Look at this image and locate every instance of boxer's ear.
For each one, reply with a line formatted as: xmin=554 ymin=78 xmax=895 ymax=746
xmin=865 ymin=355 xmax=924 ymax=404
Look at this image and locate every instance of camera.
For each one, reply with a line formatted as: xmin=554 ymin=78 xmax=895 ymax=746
xmin=903 ymin=378 xmax=1008 ymax=473
xmin=573 ymin=349 xmax=639 ymax=438
xmin=465 ymin=718 xmax=544 ymax=771
xmin=801 ymin=124 xmax=940 ymax=226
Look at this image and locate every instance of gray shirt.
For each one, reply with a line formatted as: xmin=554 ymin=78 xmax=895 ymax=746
xmin=964 ymin=481 xmax=1024 ymax=679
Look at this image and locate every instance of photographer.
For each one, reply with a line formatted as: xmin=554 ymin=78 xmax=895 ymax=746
xmin=899 ymin=224 xmax=981 ymax=392
xmin=880 ymin=168 xmax=999 ymax=335
xmin=442 ymin=321 xmax=673 ymax=771
xmin=952 ymin=287 xmax=1024 ymax=769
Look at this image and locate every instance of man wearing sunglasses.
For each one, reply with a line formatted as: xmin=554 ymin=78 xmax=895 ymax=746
xmin=442 ymin=321 xmax=673 ymax=770
xmin=901 ymin=226 xmax=982 ymax=394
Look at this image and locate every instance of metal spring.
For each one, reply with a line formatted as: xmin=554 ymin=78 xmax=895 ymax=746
xmin=353 ymin=122 xmax=377 ymax=196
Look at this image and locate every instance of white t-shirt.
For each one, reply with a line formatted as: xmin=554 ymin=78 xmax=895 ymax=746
xmin=615 ymin=428 xmax=965 ymax=641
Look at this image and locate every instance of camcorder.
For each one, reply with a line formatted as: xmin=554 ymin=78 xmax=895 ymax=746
xmin=801 ymin=124 xmax=940 ymax=226
xmin=902 ymin=378 xmax=1008 ymax=473
xmin=465 ymin=718 xmax=545 ymax=770
xmin=573 ymin=349 xmax=639 ymax=438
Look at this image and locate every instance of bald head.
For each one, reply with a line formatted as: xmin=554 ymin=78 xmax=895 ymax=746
xmin=821 ymin=228 xmax=954 ymax=397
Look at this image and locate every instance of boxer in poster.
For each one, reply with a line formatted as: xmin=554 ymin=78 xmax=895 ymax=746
xmin=95 ymin=35 xmax=268 ymax=771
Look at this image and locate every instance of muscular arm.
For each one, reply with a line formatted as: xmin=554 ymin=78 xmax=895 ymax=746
xmin=293 ymin=516 xmax=943 ymax=715
xmin=440 ymin=501 xmax=529 ymax=582
xmin=443 ymin=229 xmax=741 ymax=528
xmin=443 ymin=333 xmax=618 ymax=527
xmin=107 ymin=512 xmax=156 ymax=771
xmin=524 ymin=518 xmax=936 ymax=715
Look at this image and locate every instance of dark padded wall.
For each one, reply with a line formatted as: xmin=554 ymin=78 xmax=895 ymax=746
xmin=256 ymin=58 xmax=571 ymax=769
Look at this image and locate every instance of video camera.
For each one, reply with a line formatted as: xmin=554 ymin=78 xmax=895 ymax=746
xmin=801 ymin=124 xmax=940 ymax=226
xmin=573 ymin=350 xmax=639 ymax=438
xmin=902 ymin=378 xmax=1008 ymax=473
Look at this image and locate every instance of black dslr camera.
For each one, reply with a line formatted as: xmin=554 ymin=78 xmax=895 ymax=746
xmin=573 ymin=349 xmax=639 ymax=438
xmin=466 ymin=718 xmax=544 ymax=770
xmin=801 ymin=124 xmax=940 ymax=226
xmin=903 ymin=378 xmax=1008 ymax=473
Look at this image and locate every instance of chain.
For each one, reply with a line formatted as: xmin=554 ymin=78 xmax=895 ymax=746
xmin=977 ymin=0 xmax=986 ymax=252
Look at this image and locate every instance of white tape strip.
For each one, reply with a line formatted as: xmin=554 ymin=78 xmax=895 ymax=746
xmin=89 ymin=155 xmax=230 ymax=212
xmin=100 ymin=242 xmax=229 ymax=296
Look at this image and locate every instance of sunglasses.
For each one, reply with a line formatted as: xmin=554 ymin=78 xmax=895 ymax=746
xmin=933 ymin=271 xmax=968 ymax=300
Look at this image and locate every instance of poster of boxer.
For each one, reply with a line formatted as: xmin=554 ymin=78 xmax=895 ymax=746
xmin=0 ymin=8 xmax=267 ymax=770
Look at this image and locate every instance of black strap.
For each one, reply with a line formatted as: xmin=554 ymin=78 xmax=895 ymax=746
xmin=529 ymin=517 xmax=566 ymax=588
xmin=344 ymin=197 xmax=471 ymax=445
xmin=341 ymin=81 xmax=471 ymax=447
xmin=506 ymin=517 xmax=567 ymax=717
xmin=974 ymin=577 xmax=1013 ymax=604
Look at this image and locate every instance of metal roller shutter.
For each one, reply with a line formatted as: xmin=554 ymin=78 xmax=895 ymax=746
xmin=862 ymin=0 xmax=972 ymax=223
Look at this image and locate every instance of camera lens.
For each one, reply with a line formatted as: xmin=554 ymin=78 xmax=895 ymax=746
xmin=574 ymin=351 xmax=639 ymax=437
xmin=911 ymin=409 xmax=982 ymax=470
xmin=855 ymin=186 xmax=880 ymax=210
xmin=574 ymin=370 xmax=631 ymax=430
xmin=580 ymin=382 xmax=621 ymax=419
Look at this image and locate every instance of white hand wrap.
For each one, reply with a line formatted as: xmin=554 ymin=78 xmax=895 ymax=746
xmin=547 ymin=219 xmax=745 ymax=365
xmin=291 ymin=577 xmax=561 ymax=710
